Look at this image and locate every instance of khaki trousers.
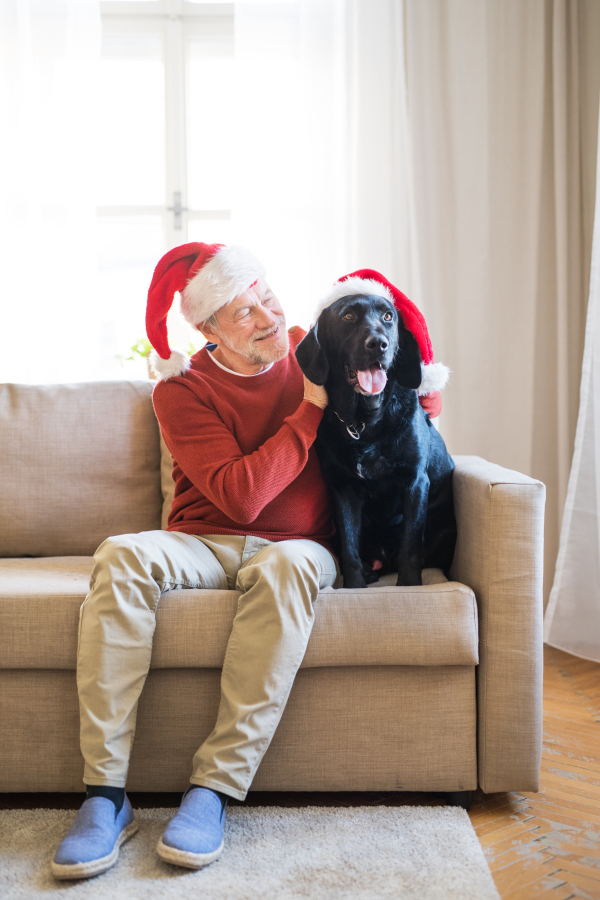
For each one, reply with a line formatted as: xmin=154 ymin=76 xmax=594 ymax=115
xmin=77 ymin=531 xmax=339 ymax=800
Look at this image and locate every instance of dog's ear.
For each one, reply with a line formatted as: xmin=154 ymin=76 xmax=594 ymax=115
xmin=390 ymin=318 xmax=422 ymax=389
xmin=295 ymin=322 xmax=329 ymax=385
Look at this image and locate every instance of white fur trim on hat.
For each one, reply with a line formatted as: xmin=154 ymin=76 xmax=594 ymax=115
xmin=418 ymin=362 xmax=450 ymax=395
xmin=312 ymin=276 xmax=394 ymax=324
xmin=149 ymin=349 xmax=191 ymax=382
xmin=181 ymin=245 xmax=267 ymax=326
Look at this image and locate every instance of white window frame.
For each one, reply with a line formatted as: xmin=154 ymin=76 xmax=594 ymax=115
xmin=99 ymin=0 xmax=234 ymax=250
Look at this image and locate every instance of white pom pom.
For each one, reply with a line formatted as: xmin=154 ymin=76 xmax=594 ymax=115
xmin=418 ymin=362 xmax=450 ymax=395
xmin=149 ymin=349 xmax=191 ymax=381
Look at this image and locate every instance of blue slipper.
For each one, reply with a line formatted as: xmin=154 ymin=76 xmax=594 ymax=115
xmin=157 ymin=787 xmax=227 ymax=869
xmin=51 ymin=795 xmax=137 ymax=880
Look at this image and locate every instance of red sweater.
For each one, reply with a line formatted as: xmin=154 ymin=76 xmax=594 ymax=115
xmin=152 ymin=327 xmax=335 ymax=548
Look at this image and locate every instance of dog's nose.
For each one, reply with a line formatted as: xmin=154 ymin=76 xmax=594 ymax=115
xmin=365 ymin=335 xmax=389 ymax=352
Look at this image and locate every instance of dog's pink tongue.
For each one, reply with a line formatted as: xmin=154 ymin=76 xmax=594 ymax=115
xmin=357 ymin=366 xmax=387 ymax=394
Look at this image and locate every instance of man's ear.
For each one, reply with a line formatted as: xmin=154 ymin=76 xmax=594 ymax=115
xmin=295 ymin=322 xmax=329 ymax=385
xmin=195 ymin=321 xmax=216 ymax=343
xmin=390 ymin=318 xmax=422 ymax=389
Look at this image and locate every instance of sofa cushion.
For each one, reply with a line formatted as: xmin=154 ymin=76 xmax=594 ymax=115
xmin=160 ymin=432 xmax=175 ymax=529
xmin=0 ymin=382 xmax=163 ymax=556
xmin=0 ymin=557 xmax=478 ymax=669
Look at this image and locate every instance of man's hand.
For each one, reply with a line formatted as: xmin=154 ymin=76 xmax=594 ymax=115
xmin=303 ymin=375 xmax=328 ymax=410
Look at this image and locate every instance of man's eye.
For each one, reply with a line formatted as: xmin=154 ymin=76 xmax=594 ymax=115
xmin=383 ymin=312 xmax=393 ymax=322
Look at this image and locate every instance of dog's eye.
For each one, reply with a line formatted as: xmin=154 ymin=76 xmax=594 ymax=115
xmin=343 ymin=313 xmax=355 ymax=322
xmin=383 ymin=312 xmax=393 ymax=322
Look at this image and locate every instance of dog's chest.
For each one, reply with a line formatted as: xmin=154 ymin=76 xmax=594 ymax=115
xmin=321 ymin=404 xmax=421 ymax=483
xmin=349 ymin=427 xmax=422 ymax=482
xmin=352 ymin=446 xmax=395 ymax=480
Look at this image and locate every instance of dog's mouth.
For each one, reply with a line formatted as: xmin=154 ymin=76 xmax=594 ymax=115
xmin=345 ymin=362 xmax=388 ymax=395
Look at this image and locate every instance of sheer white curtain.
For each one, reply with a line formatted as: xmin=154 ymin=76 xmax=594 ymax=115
xmin=544 ymin=108 xmax=600 ymax=662
xmin=231 ymin=0 xmax=348 ymax=329
xmin=343 ymin=0 xmax=422 ymax=306
xmin=0 ymin=0 xmax=101 ymax=384
xmin=231 ymin=0 xmax=420 ymax=327
xmin=404 ymin=0 xmax=600 ymax=603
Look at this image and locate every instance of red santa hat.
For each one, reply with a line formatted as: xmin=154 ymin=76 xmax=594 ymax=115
xmin=145 ymin=242 xmax=266 ymax=380
xmin=315 ymin=268 xmax=450 ymax=396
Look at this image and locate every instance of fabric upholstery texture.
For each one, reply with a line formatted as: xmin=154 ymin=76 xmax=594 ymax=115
xmin=160 ymin=433 xmax=175 ymax=530
xmin=0 ymin=382 xmax=163 ymax=557
xmin=0 ymin=667 xmax=477 ymax=793
xmin=451 ymin=455 xmax=545 ymax=794
xmin=0 ymin=557 xmax=478 ymax=669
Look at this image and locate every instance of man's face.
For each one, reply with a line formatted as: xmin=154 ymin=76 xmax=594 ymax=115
xmin=202 ymin=278 xmax=289 ymax=369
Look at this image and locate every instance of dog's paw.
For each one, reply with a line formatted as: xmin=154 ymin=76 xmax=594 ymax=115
xmin=362 ymin=563 xmax=380 ymax=585
xmin=396 ymin=568 xmax=422 ymax=587
xmin=343 ymin=567 xmax=368 ymax=589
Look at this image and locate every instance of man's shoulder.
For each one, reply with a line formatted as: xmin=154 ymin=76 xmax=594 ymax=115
xmin=152 ymin=347 xmax=211 ymax=405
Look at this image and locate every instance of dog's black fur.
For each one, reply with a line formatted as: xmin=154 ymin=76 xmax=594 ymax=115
xmin=296 ymin=294 xmax=456 ymax=588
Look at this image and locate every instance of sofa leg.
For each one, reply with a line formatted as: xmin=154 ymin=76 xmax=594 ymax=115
xmin=444 ymin=791 xmax=472 ymax=811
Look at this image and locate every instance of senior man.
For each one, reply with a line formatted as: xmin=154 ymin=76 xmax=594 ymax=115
xmin=52 ymin=242 xmax=338 ymax=880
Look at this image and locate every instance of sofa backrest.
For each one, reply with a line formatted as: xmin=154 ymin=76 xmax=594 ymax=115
xmin=0 ymin=381 xmax=163 ymax=557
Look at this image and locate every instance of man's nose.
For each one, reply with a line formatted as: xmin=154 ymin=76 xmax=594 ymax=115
xmin=365 ymin=333 xmax=389 ymax=352
xmin=256 ymin=306 xmax=278 ymax=328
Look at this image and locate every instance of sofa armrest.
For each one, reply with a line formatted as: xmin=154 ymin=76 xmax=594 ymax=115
xmin=450 ymin=455 xmax=545 ymax=793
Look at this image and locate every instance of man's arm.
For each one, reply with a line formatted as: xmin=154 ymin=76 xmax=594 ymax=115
xmin=153 ymin=381 xmax=324 ymax=525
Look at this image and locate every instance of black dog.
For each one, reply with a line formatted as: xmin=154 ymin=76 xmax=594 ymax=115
xmin=296 ymin=293 xmax=456 ymax=588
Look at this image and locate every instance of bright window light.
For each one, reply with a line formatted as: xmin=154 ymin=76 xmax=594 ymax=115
xmin=97 ymin=215 xmax=165 ymax=378
xmin=90 ymin=1 xmax=235 ymax=380
xmin=187 ymin=41 xmax=235 ymax=210
xmin=188 ymin=219 xmax=233 ymax=246
xmin=98 ymin=35 xmax=165 ymax=206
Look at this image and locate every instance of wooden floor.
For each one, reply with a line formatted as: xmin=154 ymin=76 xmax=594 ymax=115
xmin=1 ymin=644 xmax=599 ymax=897
xmin=469 ymin=645 xmax=600 ymax=899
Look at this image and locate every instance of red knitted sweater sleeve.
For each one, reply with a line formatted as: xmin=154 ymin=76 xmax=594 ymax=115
xmin=154 ymin=382 xmax=324 ymax=526
xmin=418 ymin=390 xmax=442 ymax=418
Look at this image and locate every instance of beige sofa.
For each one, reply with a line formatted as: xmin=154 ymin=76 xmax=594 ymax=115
xmin=0 ymin=381 xmax=545 ymax=798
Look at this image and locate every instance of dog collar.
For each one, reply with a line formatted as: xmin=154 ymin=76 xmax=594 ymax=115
xmin=334 ymin=411 xmax=366 ymax=440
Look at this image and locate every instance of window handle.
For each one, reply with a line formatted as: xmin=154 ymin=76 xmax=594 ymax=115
xmin=167 ymin=191 xmax=188 ymax=230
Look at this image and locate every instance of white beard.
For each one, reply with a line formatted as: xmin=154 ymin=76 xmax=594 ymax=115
xmin=216 ymin=315 xmax=290 ymax=367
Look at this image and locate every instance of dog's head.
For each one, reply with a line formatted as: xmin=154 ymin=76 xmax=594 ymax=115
xmin=296 ymin=294 xmax=422 ymax=396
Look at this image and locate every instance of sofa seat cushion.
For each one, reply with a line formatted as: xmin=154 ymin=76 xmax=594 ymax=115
xmin=0 ymin=557 xmax=478 ymax=669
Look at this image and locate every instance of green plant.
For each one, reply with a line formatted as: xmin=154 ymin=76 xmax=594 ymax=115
xmin=116 ymin=338 xmax=199 ymax=366
xmin=115 ymin=338 xmax=153 ymax=365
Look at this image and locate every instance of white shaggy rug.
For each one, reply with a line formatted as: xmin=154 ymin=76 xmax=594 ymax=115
xmin=0 ymin=805 xmax=500 ymax=900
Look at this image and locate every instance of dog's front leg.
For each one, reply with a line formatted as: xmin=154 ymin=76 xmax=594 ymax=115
xmin=396 ymin=471 xmax=429 ymax=586
xmin=332 ymin=486 xmax=367 ymax=589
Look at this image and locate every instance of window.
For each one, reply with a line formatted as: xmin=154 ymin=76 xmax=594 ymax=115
xmin=98 ymin=0 xmax=234 ymax=375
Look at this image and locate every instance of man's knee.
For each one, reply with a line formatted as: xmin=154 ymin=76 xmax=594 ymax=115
xmin=253 ymin=541 xmax=312 ymax=574
xmin=83 ymin=533 xmax=166 ymax=623
xmin=93 ymin=532 xmax=153 ymax=574
xmin=239 ymin=540 xmax=335 ymax=594
xmin=89 ymin=533 xmax=165 ymax=607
